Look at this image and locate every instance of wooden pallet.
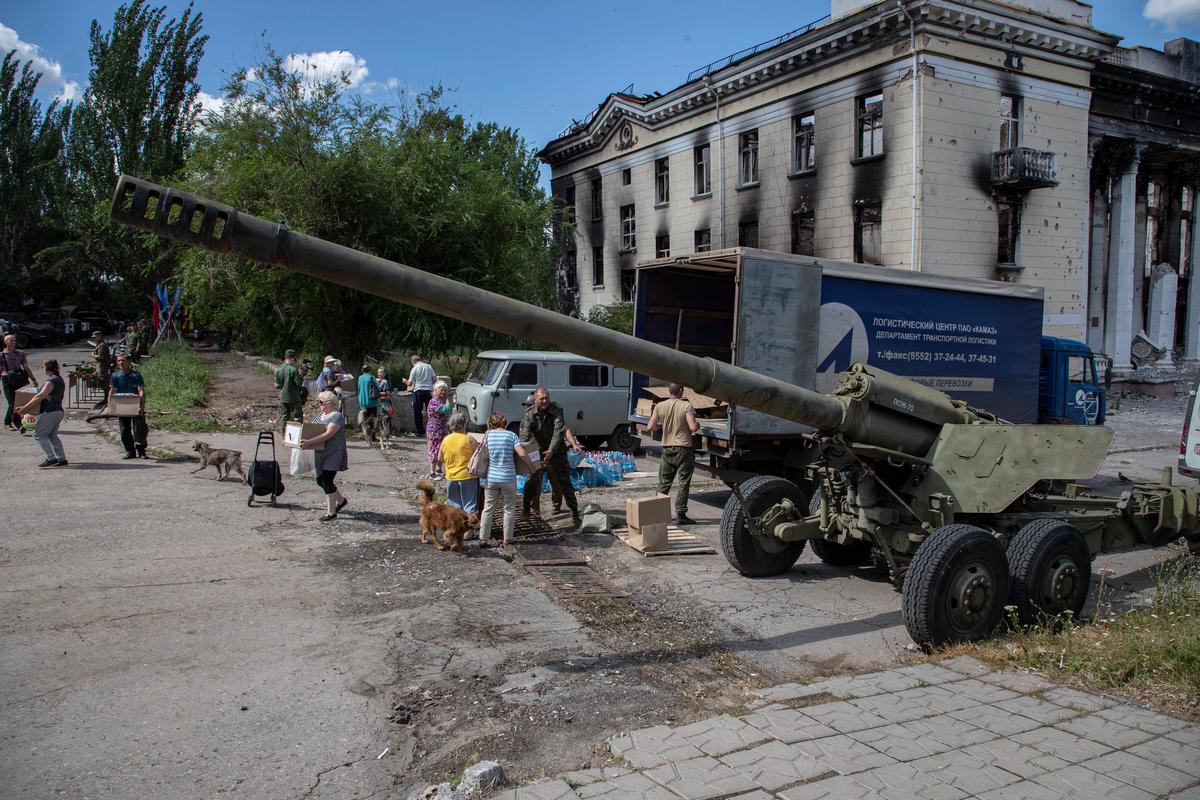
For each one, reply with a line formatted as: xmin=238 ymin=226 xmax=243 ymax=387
xmin=614 ymin=526 xmax=716 ymax=556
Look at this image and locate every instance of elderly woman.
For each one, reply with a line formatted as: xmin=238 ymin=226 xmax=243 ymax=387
xmin=17 ymin=359 xmax=67 ymax=467
xmin=301 ymin=390 xmax=349 ymax=522
xmin=2 ymin=333 xmax=37 ymax=432
xmin=425 ymin=380 xmax=452 ymax=478
xmin=440 ymin=412 xmax=478 ymax=514
xmin=477 ymin=412 xmax=534 ymax=557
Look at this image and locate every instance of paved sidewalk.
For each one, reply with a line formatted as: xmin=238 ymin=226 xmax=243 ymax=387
xmin=494 ymin=657 xmax=1200 ymax=800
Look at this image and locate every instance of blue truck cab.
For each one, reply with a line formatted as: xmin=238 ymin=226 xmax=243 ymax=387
xmin=1039 ymin=336 xmax=1107 ymax=425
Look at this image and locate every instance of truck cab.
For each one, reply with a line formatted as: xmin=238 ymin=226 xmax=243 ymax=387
xmin=1038 ymin=336 xmax=1107 ymax=425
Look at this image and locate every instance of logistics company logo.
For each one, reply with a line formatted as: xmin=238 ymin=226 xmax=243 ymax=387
xmin=816 ymin=303 xmax=869 ymax=392
xmin=1074 ymin=388 xmax=1100 ymax=425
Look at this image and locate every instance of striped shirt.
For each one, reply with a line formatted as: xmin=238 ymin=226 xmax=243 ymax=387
xmin=483 ymin=429 xmax=519 ymax=483
xmin=313 ymin=411 xmax=348 ymax=472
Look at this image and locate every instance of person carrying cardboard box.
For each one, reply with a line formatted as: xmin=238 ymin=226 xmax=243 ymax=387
xmin=520 ymin=387 xmax=581 ymax=527
xmin=108 ymin=353 xmax=148 ymax=459
xmin=644 ymin=382 xmax=700 ymax=526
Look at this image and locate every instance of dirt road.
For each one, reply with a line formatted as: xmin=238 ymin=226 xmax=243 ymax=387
xmin=2 ymin=343 xmax=1195 ymax=797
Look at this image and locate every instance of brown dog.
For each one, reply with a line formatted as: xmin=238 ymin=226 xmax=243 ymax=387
xmin=192 ymin=441 xmax=246 ymax=481
xmin=417 ymin=480 xmax=477 ymax=552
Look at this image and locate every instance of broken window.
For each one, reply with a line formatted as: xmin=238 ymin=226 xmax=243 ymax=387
xmin=739 ymin=220 xmax=759 ymax=248
xmin=1146 ymin=181 xmax=1161 ymax=276
xmin=620 ymin=204 xmax=636 ymax=251
xmin=855 ymin=202 xmax=882 ymax=264
xmin=997 ymin=201 xmax=1019 ymax=265
xmin=793 ymin=113 xmax=816 ymax=172
xmin=791 ymin=207 xmax=815 ymax=256
xmin=695 ymin=228 xmax=711 ymax=253
xmin=620 ymin=269 xmax=636 ymax=302
xmin=999 ymin=94 xmax=1020 ymax=150
xmin=562 ymin=248 xmax=577 ymax=289
xmin=1182 ymin=187 xmax=1193 ymax=278
xmin=655 ymin=157 xmax=669 ymax=205
xmin=857 ymin=93 xmax=884 ymax=159
xmin=563 ymin=185 xmax=575 ymax=225
xmin=739 ymin=130 xmax=759 ymax=185
xmin=622 ymin=168 xmax=631 ymax=186
xmin=656 ymin=234 xmax=670 ymax=258
xmin=590 ymin=177 xmax=602 ymax=220
xmin=695 ymin=145 xmax=711 ymax=196
xmin=592 ymin=246 xmax=604 ymax=287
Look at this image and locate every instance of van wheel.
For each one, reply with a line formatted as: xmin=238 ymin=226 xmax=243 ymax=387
xmin=610 ymin=424 xmax=637 ymax=452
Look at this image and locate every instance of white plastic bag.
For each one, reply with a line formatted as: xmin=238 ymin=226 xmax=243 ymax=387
xmin=289 ymin=447 xmax=315 ymax=477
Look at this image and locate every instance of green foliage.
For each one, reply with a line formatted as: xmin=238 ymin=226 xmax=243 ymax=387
xmin=140 ymin=341 xmax=209 ymax=417
xmin=174 ymin=49 xmax=556 ymax=364
xmin=585 ymin=303 xmax=634 ymax=336
xmin=40 ymin=0 xmax=207 ymax=299
xmin=0 ymin=52 xmax=71 ymax=301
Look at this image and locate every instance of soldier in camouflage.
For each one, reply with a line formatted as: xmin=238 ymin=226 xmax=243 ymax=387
xmin=520 ymin=387 xmax=581 ymax=527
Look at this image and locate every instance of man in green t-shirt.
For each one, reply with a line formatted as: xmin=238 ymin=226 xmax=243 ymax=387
xmin=275 ymin=349 xmax=303 ymax=434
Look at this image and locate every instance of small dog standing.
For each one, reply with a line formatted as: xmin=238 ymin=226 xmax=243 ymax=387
xmin=362 ymin=414 xmax=392 ymax=452
xmin=417 ymin=480 xmax=477 ymax=552
xmin=192 ymin=441 xmax=246 ymax=481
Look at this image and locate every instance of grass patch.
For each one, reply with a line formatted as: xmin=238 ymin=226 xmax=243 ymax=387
xmin=138 ymin=343 xmax=243 ymax=432
xmin=943 ymin=555 xmax=1200 ymax=719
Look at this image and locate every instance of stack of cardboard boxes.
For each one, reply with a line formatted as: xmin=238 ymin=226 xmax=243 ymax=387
xmin=626 ymin=494 xmax=671 ymax=551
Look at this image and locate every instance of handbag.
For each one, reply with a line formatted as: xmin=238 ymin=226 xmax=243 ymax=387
xmin=467 ymin=436 xmax=489 ymax=479
xmin=1 ymin=352 xmax=28 ymax=390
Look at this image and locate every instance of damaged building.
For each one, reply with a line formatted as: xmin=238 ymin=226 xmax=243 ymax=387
xmin=538 ymin=0 xmax=1200 ymax=374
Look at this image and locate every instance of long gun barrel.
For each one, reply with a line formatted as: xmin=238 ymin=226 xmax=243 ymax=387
xmin=111 ymin=175 xmax=980 ymax=453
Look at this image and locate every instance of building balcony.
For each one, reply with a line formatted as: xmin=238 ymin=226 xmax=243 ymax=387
xmin=991 ymin=148 xmax=1058 ymax=190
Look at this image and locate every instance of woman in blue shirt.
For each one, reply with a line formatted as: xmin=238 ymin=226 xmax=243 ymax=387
xmin=17 ymin=359 xmax=67 ymax=467
xmin=477 ymin=412 xmax=534 ymax=556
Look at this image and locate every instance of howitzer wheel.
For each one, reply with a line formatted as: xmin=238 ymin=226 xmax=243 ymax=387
xmin=903 ymin=524 xmax=1009 ymax=649
xmin=1007 ymin=519 xmax=1090 ymax=628
xmin=720 ymin=475 xmax=806 ymax=577
xmin=807 ymin=493 xmax=873 ymax=566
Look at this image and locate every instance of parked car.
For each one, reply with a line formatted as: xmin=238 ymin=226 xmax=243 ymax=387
xmin=74 ymin=309 xmax=119 ymax=335
xmin=0 ymin=312 xmax=54 ymax=348
xmin=36 ymin=308 xmax=85 ymax=342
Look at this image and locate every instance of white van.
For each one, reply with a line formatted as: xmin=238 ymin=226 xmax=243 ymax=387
xmin=1180 ymin=379 xmax=1200 ymax=479
xmin=454 ymin=350 xmax=635 ymax=450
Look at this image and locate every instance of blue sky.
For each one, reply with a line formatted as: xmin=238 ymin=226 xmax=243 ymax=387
xmin=3 ymin=0 xmax=1198 ymax=171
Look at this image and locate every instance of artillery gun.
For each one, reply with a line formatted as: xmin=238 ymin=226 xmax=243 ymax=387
xmin=110 ymin=175 xmax=1200 ymax=648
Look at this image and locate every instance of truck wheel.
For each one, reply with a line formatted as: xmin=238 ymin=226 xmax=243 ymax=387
xmin=719 ymin=475 xmax=806 ymax=577
xmin=903 ymin=524 xmax=1009 ymax=649
xmin=1007 ymin=519 xmax=1090 ymax=628
xmin=15 ymin=332 xmax=31 ymax=349
xmin=806 ymin=492 xmax=873 ymax=566
xmin=610 ymin=424 xmax=637 ymax=452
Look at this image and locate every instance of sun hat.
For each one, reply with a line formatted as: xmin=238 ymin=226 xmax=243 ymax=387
xmin=323 ymin=355 xmax=336 ymax=364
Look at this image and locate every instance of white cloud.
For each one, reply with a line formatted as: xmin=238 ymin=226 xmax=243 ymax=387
xmin=282 ymin=50 xmax=369 ymax=91
xmin=1144 ymin=0 xmax=1200 ymax=27
xmin=361 ymin=76 xmax=401 ymax=94
xmin=0 ymin=22 xmax=81 ymax=101
xmin=196 ymin=90 xmax=224 ymax=115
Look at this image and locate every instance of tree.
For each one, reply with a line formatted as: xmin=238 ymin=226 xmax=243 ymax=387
xmin=0 ymin=52 xmax=71 ymax=303
xmin=175 ymin=48 xmax=557 ymax=363
xmin=39 ymin=0 xmax=206 ymax=302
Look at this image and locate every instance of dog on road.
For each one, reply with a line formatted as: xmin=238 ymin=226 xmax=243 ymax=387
xmin=362 ymin=413 xmax=392 ymax=451
xmin=192 ymin=441 xmax=246 ymax=481
xmin=417 ymin=480 xmax=477 ymax=552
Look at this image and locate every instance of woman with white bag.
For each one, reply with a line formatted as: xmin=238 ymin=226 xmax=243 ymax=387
xmin=300 ymin=390 xmax=349 ymax=522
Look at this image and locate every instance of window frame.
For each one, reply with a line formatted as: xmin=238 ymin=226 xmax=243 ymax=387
xmin=507 ymin=363 xmax=539 ymax=387
xmin=621 ymin=167 xmax=631 ymax=186
xmin=854 ymin=201 xmax=882 ymax=265
xmin=791 ymin=206 xmax=815 ymax=256
xmin=856 ymin=92 xmax=884 ymax=160
xmin=562 ymin=185 xmax=575 ymax=225
xmin=590 ymin=177 xmax=602 ymax=221
xmin=619 ymin=203 xmax=636 ymax=252
xmin=997 ymin=200 xmax=1019 ymax=266
xmin=591 ymin=245 xmax=604 ymax=288
xmin=694 ymin=144 xmax=712 ymax=197
xmin=562 ymin=248 xmax=577 ymax=289
xmin=792 ymin=113 xmax=816 ymax=173
xmin=695 ymin=228 xmax=712 ymax=253
xmin=655 ymin=234 xmax=670 ymax=259
xmin=999 ymin=94 xmax=1020 ymax=150
xmin=738 ymin=219 xmax=759 ymax=249
xmin=654 ymin=157 xmax=670 ymax=206
xmin=620 ymin=269 xmax=636 ymax=302
xmin=568 ymin=364 xmax=609 ymax=387
xmin=738 ymin=129 xmax=759 ymax=186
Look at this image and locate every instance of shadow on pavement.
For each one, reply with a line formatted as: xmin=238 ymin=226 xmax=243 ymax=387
xmin=724 ymin=608 xmax=906 ymax=653
xmin=68 ymin=462 xmax=165 ymax=470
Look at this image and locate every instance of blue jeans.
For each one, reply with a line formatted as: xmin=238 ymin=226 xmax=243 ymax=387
xmin=447 ymin=478 xmax=479 ymax=513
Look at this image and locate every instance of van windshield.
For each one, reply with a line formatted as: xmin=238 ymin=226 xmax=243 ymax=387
xmin=465 ymin=357 xmax=504 ymax=386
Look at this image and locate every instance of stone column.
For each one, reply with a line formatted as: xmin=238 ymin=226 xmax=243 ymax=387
xmin=1086 ymin=137 xmax=1109 ymax=353
xmin=1104 ymin=144 xmax=1144 ymax=372
xmin=1146 ymin=263 xmax=1177 ymax=365
xmin=1185 ymin=177 xmax=1200 ymax=361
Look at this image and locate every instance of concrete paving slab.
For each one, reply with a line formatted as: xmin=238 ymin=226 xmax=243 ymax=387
xmin=607 ymin=725 xmax=704 ymax=770
xmin=955 ymin=738 xmax=1070 ymax=780
xmin=909 ymin=748 xmax=1024 ymax=795
xmin=1128 ymin=737 xmax=1200 ymax=778
xmin=777 ymin=774 xmax=885 ymax=799
xmin=1053 ymin=713 xmax=1157 ymax=749
xmin=740 ymin=706 xmax=837 ymax=744
xmin=559 ymin=766 xmax=631 ymax=788
xmin=1010 ymin=725 xmax=1115 ymax=761
xmin=975 ymin=669 xmax=1057 ymax=693
xmin=849 ymin=722 xmax=959 ymax=762
xmin=936 ymin=678 xmax=1021 ymax=705
xmin=974 ymin=780 xmax=1066 ymax=800
xmin=936 ymin=656 xmax=992 ymax=677
xmin=1167 ymin=725 xmax=1200 ymax=750
xmin=791 ymin=733 xmax=898 ymax=775
xmin=887 ymin=714 xmax=999 ymax=749
xmin=1032 ymin=764 xmax=1157 ymax=800
xmin=718 ymin=739 xmax=833 ymax=791
xmin=851 ymin=762 xmax=970 ymax=800
xmin=642 ymin=755 xmax=757 ymax=799
xmin=992 ymin=694 xmax=1084 ymax=725
xmin=800 ymin=699 xmax=893 ymax=734
xmin=1038 ymin=685 xmax=1118 ymax=712
xmin=491 ymin=779 xmax=582 ymax=800
xmin=673 ymin=713 xmax=773 ymax=757
xmin=1098 ymin=704 xmax=1191 ymax=736
xmin=574 ymin=770 xmax=678 ymax=799
xmin=1080 ymin=749 xmax=1196 ymax=796
xmin=946 ymin=703 xmax=1045 ymax=737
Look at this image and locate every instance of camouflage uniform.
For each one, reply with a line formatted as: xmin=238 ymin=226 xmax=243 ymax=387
xmin=519 ymin=401 xmax=579 ymax=519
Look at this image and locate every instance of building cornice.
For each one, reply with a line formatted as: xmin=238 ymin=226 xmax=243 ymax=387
xmin=539 ymin=0 xmax=1119 ymax=167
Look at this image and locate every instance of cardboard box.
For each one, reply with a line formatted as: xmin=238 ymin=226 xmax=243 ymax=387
xmin=14 ymin=387 xmax=38 ymax=412
xmin=629 ymin=522 xmax=669 ymax=552
xmin=518 ymin=442 xmax=541 ymax=475
xmin=338 ymin=377 xmax=356 ymax=392
xmin=627 ymin=495 xmax=671 ymax=528
xmin=108 ymin=394 xmax=143 ymax=417
xmin=283 ymin=421 xmax=326 ymax=449
xmin=634 ymin=396 xmax=657 ymax=418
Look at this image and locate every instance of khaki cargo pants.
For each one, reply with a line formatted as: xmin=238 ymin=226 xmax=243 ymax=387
xmin=657 ymin=446 xmax=695 ymax=516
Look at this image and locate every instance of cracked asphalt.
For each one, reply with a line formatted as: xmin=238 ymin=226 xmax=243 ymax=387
xmin=3 ymin=343 xmax=1197 ymax=798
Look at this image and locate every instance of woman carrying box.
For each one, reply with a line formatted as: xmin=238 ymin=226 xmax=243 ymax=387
xmin=17 ymin=359 xmax=67 ymax=467
xmin=301 ymin=390 xmax=349 ymax=522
